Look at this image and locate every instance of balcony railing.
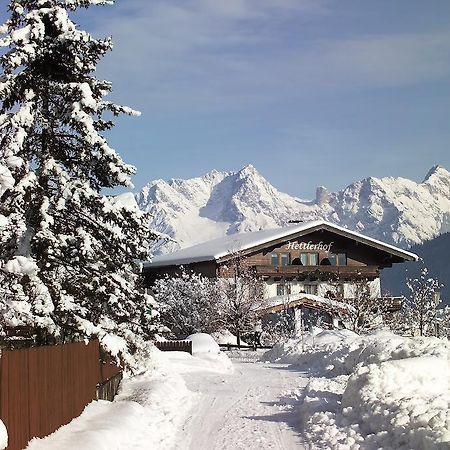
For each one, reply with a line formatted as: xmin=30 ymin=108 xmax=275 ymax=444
xmin=253 ymin=265 xmax=379 ymax=279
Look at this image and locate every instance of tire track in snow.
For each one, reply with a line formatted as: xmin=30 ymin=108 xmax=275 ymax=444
xmin=174 ymin=358 xmax=309 ymax=450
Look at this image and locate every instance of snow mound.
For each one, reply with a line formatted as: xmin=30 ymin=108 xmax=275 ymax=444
xmin=341 ymin=356 xmax=450 ymax=449
xmin=186 ymin=333 xmax=220 ymax=355
xmin=284 ymin=330 xmax=450 ymax=449
xmin=184 ymin=333 xmax=233 ymax=373
xmin=262 ymin=327 xmax=358 ymax=366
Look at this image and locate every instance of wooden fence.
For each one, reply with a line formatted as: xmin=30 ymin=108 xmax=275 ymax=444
xmin=0 ymin=340 xmax=121 ymax=450
xmin=155 ymin=340 xmax=192 ymax=354
xmin=219 ymin=343 xmax=273 ymax=351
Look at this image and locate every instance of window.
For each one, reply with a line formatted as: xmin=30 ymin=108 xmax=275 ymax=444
xmin=300 ymin=253 xmax=308 ymax=266
xmin=277 ymin=284 xmax=291 ymax=296
xmin=271 ymin=253 xmax=278 ymax=266
xmin=338 ymin=253 xmax=347 ymax=266
xmin=327 ymin=253 xmax=346 ymax=266
xmin=276 ymin=284 xmax=285 ymax=296
xmin=310 ymin=253 xmax=319 ymax=266
xmin=300 ymin=253 xmax=319 ymax=266
xmin=328 ymin=253 xmax=338 ymax=266
xmin=280 ymin=253 xmax=290 ymax=266
xmin=304 ymin=284 xmax=318 ymax=295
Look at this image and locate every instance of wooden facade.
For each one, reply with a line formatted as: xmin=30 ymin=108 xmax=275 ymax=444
xmin=144 ymin=221 xmax=417 ymax=328
xmin=144 ymin=225 xmax=415 ymax=287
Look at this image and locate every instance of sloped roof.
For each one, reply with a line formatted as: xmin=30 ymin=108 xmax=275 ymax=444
xmin=145 ymin=220 xmax=418 ymax=268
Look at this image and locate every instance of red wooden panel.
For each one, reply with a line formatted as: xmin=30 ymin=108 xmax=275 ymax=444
xmin=28 ymin=347 xmax=41 ymax=439
xmin=0 ymin=352 xmax=8 ymax=446
xmin=4 ymin=349 xmax=30 ymax=450
xmin=45 ymin=345 xmax=64 ymax=436
xmin=61 ymin=342 xmax=75 ymax=424
xmin=1 ymin=340 xmax=121 ymax=450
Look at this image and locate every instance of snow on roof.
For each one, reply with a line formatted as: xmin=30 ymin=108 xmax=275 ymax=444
xmin=260 ymin=293 xmax=356 ymax=314
xmin=145 ymin=220 xmax=418 ymax=268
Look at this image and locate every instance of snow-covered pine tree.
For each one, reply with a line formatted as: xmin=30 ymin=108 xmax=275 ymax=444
xmin=0 ymin=0 xmax=158 ymax=369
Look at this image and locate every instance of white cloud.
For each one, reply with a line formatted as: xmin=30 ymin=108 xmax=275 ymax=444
xmin=91 ymin=1 xmax=450 ymax=114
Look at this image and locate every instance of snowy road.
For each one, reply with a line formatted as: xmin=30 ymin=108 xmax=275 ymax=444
xmin=172 ymin=353 xmax=309 ymax=450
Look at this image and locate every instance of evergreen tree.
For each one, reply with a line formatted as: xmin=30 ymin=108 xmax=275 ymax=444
xmin=0 ymin=0 xmax=158 ymax=369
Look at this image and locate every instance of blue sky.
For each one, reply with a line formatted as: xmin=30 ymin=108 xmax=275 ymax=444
xmin=3 ymin=0 xmax=450 ymax=198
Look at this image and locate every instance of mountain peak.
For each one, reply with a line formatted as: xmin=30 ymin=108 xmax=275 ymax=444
xmin=238 ymin=164 xmax=259 ymax=177
xmin=136 ymin=164 xmax=450 ymax=254
xmin=202 ymin=168 xmax=228 ymax=182
xmin=423 ymin=165 xmax=449 ymax=183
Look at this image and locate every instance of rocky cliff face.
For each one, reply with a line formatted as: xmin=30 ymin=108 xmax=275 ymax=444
xmin=134 ymin=164 xmax=450 ymax=254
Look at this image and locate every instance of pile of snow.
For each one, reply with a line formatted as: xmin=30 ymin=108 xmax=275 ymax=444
xmin=268 ymin=329 xmax=450 ymax=449
xmin=26 ymin=347 xmax=194 ymax=450
xmin=2 ymin=255 xmax=38 ymax=276
xmin=185 ymin=333 xmax=233 ymax=373
xmin=262 ymin=327 xmax=358 ymax=366
xmin=186 ymin=333 xmax=220 ymax=354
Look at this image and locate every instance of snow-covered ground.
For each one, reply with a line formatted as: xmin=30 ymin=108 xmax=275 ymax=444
xmin=25 ymin=330 xmax=450 ymax=449
xmin=172 ymin=351 xmax=308 ymax=450
xmin=264 ymin=328 xmax=450 ymax=449
xmin=25 ymin=335 xmax=308 ymax=450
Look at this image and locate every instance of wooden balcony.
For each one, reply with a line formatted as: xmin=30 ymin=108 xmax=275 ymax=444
xmin=253 ymin=264 xmax=379 ymax=280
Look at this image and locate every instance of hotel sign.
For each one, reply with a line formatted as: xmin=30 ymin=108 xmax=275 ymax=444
xmin=285 ymin=241 xmax=334 ymax=252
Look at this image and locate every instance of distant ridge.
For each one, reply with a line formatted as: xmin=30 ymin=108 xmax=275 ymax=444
xmin=132 ymin=164 xmax=450 ymax=255
xmin=382 ymin=232 xmax=450 ymax=304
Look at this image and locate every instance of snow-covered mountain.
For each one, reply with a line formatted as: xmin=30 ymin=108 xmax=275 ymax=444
xmin=134 ymin=164 xmax=450 ymax=254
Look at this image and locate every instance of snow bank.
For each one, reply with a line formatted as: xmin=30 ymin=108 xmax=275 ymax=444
xmin=273 ymin=330 xmax=450 ymax=449
xmin=262 ymin=327 xmax=358 ymax=366
xmin=26 ymin=347 xmax=194 ymax=450
xmin=341 ymin=356 xmax=450 ymax=449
